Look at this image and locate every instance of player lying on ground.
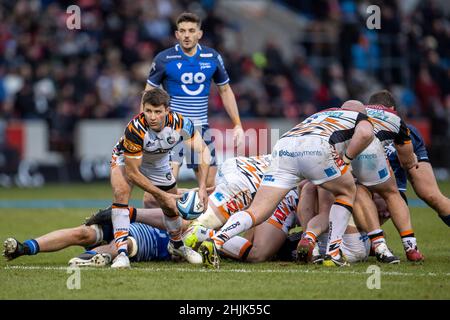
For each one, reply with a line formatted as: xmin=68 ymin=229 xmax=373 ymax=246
xmin=107 ymin=88 xmax=210 ymax=267
xmin=2 ymin=219 xmax=171 ymax=265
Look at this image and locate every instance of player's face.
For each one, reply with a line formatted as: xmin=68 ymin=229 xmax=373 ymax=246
xmin=143 ymin=103 xmax=168 ymax=132
xmin=175 ymin=22 xmax=203 ymax=52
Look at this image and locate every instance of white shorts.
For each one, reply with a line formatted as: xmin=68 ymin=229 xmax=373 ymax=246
xmin=110 ymin=154 xmax=176 ymax=188
xmin=262 ymin=136 xmax=347 ymax=188
xmin=351 ymin=138 xmax=391 ymax=186
xmin=318 ymin=232 xmax=370 ymax=263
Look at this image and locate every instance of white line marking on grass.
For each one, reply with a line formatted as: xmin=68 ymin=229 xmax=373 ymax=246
xmin=4 ymin=265 xmax=450 ymax=277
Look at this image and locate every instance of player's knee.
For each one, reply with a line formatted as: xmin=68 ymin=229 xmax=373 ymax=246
xmin=143 ymin=195 xmax=159 ymax=208
xmin=246 ymin=249 xmax=269 ymax=263
xmin=73 ymin=226 xmax=93 ymax=243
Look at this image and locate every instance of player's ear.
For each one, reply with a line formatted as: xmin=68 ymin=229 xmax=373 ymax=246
xmin=198 ymin=29 xmax=203 ymax=40
xmin=175 ymin=30 xmax=180 ymax=40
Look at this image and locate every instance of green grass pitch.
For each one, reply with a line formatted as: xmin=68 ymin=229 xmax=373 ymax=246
xmin=0 ymin=182 xmax=449 ymax=300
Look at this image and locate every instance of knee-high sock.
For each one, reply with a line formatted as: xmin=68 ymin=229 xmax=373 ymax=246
xmin=326 ymin=200 xmax=352 ymax=259
xmin=221 ymin=236 xmax=253 ymax=260
xmin=163 ymin=215 xmax=183 ymax=246
xmin=112 ymin=203 xmax=130 ymax=255
xmin=212 ymin=210 xmax=255 ymax=247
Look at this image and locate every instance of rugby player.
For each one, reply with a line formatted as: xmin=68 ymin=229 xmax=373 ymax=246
xmin=200 ymin=105 xmax=375 ymax=267
xmin=108 ymin=88 xmax=209 ymax=268
xmin=145 ymin=12 xmax=244 ymax=189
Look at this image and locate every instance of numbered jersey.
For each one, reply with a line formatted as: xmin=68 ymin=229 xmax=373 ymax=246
xmin=365 ymin=105 xmax=411 ymax=146
xmin=121 ymin=111 xmax=195 ymax=169
xmin=147 ymin=44 xmax=230 ymax=125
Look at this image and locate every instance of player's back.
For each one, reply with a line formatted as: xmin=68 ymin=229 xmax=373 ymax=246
xmin=282 ymin=108 xmax=368 ymax=146
xmin=365 ymin=104 xmax=410 ymax=146
xmin=147 ymin=44 xmax=230 ymax=125
xmin=129 ymin=223 xmax=171 ymax=262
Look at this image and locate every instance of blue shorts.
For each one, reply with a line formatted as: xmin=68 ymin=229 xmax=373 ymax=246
xmin=170 ymin=124 xmax=217 ymax=169
xmin=387 ymin=125 xmax=429 ymax=191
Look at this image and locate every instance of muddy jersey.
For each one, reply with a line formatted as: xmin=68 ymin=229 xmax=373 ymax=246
xmin=365 ymin=104 xmax=411 ymax=146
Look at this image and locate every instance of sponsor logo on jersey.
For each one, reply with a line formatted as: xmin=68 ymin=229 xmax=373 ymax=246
xmin=166 ymin=55 xmax=182 ymax=59
xmin=180 ymin=72 xmax=206 ymax=95
xmin=177 ymin=62 xmax=182 ymax=69
xmin=263 ymin=175 xmax=275 ymax=182
xmin=200 ymin=53 xmax=213 ymax=58
xmin=146 ymin=140 xmax=156 ymax=148
xmin=324 ymin=167 xmax=337 ymax=177
xmin=199 ymin=62 xmax=211 ymax=70
xmin=166 ymin=135 xmax=176 ymax=145
xmin=214 ymin=192 xmax=225 ymax=202
xmin=358 ymin=153 xmax=377 ymax=160
xmin=278 ymin=150 xmax=322 ymax=157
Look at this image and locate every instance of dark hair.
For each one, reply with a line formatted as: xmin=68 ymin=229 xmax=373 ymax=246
xmin=141 ymin=88 xmax=170 ymax=108
xmin=368 ymin=90 xmax=397 ymax=110
xmin=176 ymin=12 xmax=201 ymax=28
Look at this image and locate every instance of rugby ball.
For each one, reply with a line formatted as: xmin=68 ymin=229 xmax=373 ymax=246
xmin=176 ymin=190 xmax=205 ymax=220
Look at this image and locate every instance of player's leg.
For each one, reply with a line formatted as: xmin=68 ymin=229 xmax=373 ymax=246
xmin=3 ymin=225 xmax=98 ymax=261
xmin=370 ymin=176 xmax=424 ymax=261
xmin=110 ymin=164 xmax=133 ymax=268
xmin=297 ymin=187 xmax=333 ymax=263
xmin=319 ymin=170 xmax=356 ymax=266
xmin=408 ymin=161 xmax=450 ymax=226
xmin=243 ymin=222 xmax=287 ymax=262
xmin=297 ymin=181 xmax=318 ymax=228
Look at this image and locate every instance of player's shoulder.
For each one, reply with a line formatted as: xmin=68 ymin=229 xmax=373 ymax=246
xmin=127 ymin=112 xmax=146 ymax=128
xmin=198 ymin=45 xmax=222 ymax=58
xmin=154 ymin=46 xmax=183 ymax=62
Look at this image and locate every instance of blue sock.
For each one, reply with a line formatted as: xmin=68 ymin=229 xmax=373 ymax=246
xmin=440 ymin=215 xmax=450 ymax=227
xmin=84 ymin=250 xmax=97 ymax=255
xmin=24 ymin=239 xmax=40 ymax=255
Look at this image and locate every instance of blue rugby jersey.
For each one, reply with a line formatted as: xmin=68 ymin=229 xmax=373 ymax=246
xmin=385 ymin=124 xmax=429 ymax=191
xmin=129 ymin=223 xmax=171 ymax=262
xmin=147 ymin=44 xmax=230 ymax=126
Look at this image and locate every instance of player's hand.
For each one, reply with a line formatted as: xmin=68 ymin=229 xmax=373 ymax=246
xmin=233 ymin=124 xmax=245 ymax=147
xmin=197 ymin=187 xmax=209 ymax=213
xmin=159 ymin=193 xmax=182 ymax=216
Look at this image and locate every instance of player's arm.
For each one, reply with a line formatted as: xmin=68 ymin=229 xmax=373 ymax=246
xmin=183 ymin=130 xmax=210 ymax=210
xmin=394 ymin=120 xmax=418 ymax=171
xmin=217 ymin=83 xmax=244 ymax=146
xmin=343 ymin=115 xmax=374 ymax=163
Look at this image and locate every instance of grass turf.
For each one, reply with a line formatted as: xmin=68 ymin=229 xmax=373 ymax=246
xmin=0 ymin=182 xmax=449 ymax=300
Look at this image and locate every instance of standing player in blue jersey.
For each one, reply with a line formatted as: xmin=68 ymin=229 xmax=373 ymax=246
xmin=145 ymin=12 xmax=244 ymax=190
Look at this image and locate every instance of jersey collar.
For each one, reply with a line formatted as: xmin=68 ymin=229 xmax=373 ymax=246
xmin=175 ymin=43 xmax=202 ymax=59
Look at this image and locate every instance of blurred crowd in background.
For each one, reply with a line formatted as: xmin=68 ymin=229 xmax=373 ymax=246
xmin=0 ymin=0 xmax=449 ymax=156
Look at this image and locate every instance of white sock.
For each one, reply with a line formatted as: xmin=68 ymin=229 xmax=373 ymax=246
xmin=212 ymin=211 xmax=255 ymax=246
xmin=112 ymin=204 xmax=130 ymax=255
xmin=163 ymin=215 xmax=183 ymax=243
xmin=326 ymin=201 xmax=352 ymax=259
xmin=221 ymin=236 xmax=253 ymax=260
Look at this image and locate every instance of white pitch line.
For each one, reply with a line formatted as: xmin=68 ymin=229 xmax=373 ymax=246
xmin=3 ymin=265 xmax=450 ymax=277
